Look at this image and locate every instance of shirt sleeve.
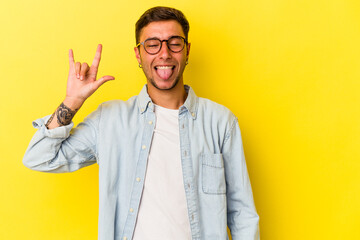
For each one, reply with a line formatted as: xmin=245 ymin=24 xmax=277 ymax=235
xmin=22 ymin=104 xmax=102 ymax=173
xmin=222 ymin=118 xmax=260 ymax=240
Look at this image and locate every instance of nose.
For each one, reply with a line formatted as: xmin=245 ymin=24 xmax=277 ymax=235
xmin=158 ymin=41 xmax=171 ymax=59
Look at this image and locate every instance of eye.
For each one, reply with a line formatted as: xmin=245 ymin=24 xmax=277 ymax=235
xmin=168 ymin=37 xmax=184 ymax=49
xmin=145 ymin=39 xmax=160 ymax=49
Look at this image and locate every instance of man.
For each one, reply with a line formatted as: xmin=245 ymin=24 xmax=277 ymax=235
xmin=23 ymin=6 xmax=259 ymax=240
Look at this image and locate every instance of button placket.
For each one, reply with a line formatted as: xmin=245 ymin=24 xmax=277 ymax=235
xmin=122 ymin=110 xmax=156 ymax=240
xmin=178 ymin=113 xmax=201 ymax=239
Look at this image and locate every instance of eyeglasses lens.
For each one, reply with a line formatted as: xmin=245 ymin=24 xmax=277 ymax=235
xmin=144 ymin=39 xmax=161 ymax=54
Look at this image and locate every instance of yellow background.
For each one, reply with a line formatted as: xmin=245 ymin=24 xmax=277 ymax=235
xmin=1 ymin=0 xmax=359 ymax=239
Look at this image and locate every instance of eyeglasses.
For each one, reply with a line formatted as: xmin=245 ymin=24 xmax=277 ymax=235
xmin=136 ymin=36 xmax=188 ymax=55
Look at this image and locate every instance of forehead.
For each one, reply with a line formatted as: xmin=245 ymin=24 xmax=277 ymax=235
xmin=139 ymin=20 xmax=185 ymax=41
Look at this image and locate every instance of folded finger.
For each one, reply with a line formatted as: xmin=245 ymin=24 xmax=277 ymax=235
xmin=80 ymin=62 xmax=89 ymax=80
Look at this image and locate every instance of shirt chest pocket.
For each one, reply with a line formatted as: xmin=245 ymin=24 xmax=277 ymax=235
xmin=201 ymin=153 xmax=226 ymax=194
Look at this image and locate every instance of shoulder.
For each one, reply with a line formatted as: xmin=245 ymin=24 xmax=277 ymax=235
xmin=196 ymin=97 xmax=238 ymax=136
xmin=197 ymin=97 xmax=237 ymax=122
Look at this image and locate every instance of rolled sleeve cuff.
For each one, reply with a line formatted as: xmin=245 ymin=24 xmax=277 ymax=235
xmin=32 ymin=115 xmax=74 ymax=139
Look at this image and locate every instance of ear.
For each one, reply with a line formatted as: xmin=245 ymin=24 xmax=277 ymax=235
xmin=186 ymin=42 xmax=191 ymax=62
xmin=134 ymin=47 xmax=142 ymax=65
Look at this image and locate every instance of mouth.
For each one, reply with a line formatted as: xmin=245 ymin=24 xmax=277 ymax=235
xmin=154 ymin=65 xmax=175 ymax=80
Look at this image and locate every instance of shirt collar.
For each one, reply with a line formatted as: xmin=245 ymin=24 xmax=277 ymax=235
xmin=137 ymin=84 xmax=198 ymax=119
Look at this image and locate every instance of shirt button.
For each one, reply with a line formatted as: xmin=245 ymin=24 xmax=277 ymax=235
xmin=130 ymin=208 xmax=134 ymax=213
xmin=191 ymin=112 xmax=195 ymax=117
xmin=141 ymin=108 xmax=144 ymax=112
xmin=184 ymin=151 xmax=187 ymax=156
xmin=187 ymin=183 xmax=190 ymax=188
xmin=136 ymin=177 xmax=141 ymax=182
xmin=123 ymin=237 xmax=127 ymax=240
xmin=182 ymin=124 xmax=184 ymax=129
xmin=149 ymin=102 xmax=152 ymax=106
xmin=148 ymin=121 xmax=153 ymax=125
xmin=142 ymin=145 xmax=146 ymax=150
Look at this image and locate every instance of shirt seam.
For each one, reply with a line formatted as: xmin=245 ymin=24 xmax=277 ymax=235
xmin=223 ymin=116 xmax=238 ymax=146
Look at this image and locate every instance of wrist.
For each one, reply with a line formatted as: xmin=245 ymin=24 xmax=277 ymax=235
xmin=63 ymin=96 xmax=85 ymax=111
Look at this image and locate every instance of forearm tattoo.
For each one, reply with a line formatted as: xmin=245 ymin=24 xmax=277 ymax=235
xmin=56 ymin=102 xmax=78 ymax=126
xmin=45 ymin=112 xmax=55 ymax=128
xmin=45 ymin=102 xmax=78 ymax=128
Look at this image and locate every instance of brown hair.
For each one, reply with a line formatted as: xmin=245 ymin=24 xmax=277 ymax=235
xmin=135 ymin=6 xmax=190 ymax=44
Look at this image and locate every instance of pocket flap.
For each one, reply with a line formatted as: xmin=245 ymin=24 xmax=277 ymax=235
xmin=202 ymin=153 xmax=224 ymax=168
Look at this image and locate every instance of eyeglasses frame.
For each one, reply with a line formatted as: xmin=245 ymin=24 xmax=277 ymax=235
xmin=136 ymin=36 xmax=188 ymax=55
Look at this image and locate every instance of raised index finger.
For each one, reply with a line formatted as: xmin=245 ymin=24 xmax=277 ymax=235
xmin=69 ymin=49 xmax=75 ymax=69
xmin=91 ymin=44 xmax=102 ymax=70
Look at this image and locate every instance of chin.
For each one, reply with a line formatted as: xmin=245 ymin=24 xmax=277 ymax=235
xmin=150 ymin=77 xmax=180 ymax=91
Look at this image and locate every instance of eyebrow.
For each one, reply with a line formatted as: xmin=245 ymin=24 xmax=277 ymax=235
xmin=143 ymin=35 xmax=184 ymax=41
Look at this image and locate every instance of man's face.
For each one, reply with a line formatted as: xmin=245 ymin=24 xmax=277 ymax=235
xmin=134 ymin=20 xmax=190 ymax=91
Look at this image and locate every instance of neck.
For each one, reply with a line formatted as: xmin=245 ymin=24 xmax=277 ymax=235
xmin=147 ymin=80 xmax=187 ymax=110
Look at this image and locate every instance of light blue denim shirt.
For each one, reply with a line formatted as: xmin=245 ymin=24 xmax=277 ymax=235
xmin=23 ymin=85 xmax=259 ymax=240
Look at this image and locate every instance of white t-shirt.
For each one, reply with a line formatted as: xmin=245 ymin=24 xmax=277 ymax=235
xmin=132 ymin=104 xmax=192 ymax=240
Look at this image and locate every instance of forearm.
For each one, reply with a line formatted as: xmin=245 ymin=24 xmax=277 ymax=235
xmin=46 ymin=97 xmax=84 ymax=129
xmin=23 ymin=104 xmax=101 ymax=172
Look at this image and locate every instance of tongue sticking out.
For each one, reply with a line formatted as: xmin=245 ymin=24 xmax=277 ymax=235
xmin=156 ymin=67 xmax=173 ymax=80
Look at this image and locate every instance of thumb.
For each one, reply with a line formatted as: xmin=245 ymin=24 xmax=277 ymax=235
xmin=93 ymin=75 xmax=115 ymax=89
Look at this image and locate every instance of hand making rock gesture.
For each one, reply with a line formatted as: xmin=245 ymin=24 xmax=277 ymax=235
xmin=65 ymin=44 xmax=115 ymax=107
